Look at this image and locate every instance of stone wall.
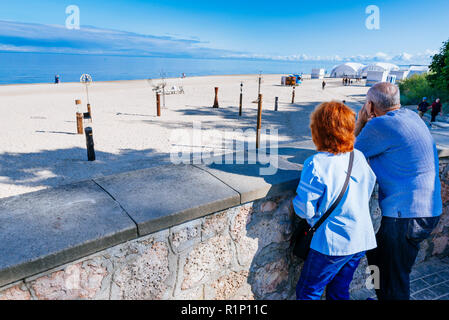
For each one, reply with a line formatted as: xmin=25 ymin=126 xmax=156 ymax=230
xmin=1 ymin=161 xmax=449 ymax=300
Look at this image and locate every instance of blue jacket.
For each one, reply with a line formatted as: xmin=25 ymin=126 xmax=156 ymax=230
xmin=293 ymin=150 xmax=377 ymax=256
xmin=355 ymin=108 xmax=442 ymax=218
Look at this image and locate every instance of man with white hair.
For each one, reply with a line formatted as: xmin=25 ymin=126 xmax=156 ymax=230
xmin=354 ymin=82 xmax=442 ymax=300
xmin=431 ymin=98 xmax=443 ymax=123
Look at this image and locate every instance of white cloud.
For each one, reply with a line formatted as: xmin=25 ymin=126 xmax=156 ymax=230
xmin=0 ymin=20 xmax=237 ymax=58
xmin=0 ymin=20 xmax=438 ymax=66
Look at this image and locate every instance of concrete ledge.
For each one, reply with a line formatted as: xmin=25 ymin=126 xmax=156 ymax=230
xmin=94 ymin=164 xmax=240 ymax=236
xmin=195 ymin=147 xmax=315 ymax=204
xmin=0 ymin=181 xmax=137 ymax=287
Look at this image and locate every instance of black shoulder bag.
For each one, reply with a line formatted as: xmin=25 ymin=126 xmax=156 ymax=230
xmin=291 ymin=151 xmax=354 ymax=260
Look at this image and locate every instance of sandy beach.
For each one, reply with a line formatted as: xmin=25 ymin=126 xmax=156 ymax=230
xmin=0 ymin=74 xmax=370 ymax=199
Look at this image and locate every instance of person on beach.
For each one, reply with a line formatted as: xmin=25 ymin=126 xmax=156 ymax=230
xmin=417 ymin=97 xmax=430 ymax=118
xmin=293 ymin=101 xmax=377 ymax=300
xmin=355 ymin=82 xmax=442 ymax=300
xmin=54 ymin=74 xmax=60 ymax=84
xmin=322 ymin=80 xmax=326 ymax=90
xmin=431 ymin=98 xmax=443 ymax=123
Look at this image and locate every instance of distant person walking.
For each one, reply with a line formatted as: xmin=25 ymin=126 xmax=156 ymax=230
xmin=322 ymin=80 xmax=326 ymax=90
xmin=431 ymin=98 xmax=443 ymax=123
xmin=355 ymin=83 xmax=442 ymax=300
xmin=417 ymin=97 xmax=430 ymax=118
xmin=54 ymin=74 xmax=60 ymax=84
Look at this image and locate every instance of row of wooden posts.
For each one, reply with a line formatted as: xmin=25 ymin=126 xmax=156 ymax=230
xmin=74 ymin=85 xmax=296 ymax=161
xmin=153 ymin=85 xmax=296 ymax=117
xmin=153 ymin=85 xmax=297 ymax=150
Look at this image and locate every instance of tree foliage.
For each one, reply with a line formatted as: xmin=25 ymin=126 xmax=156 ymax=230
xmin=428 ymin=40 xmax=449 ymax=91
xmin=398 ymin=74 xmax=441 ymax=106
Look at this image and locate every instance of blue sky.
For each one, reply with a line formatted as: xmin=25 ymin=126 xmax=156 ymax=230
xmin=0 ymin=0 xmax=448 ymax=63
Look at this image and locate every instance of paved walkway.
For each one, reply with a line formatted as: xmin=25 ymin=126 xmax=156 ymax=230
xmin=351 ymin=257 xmax=449 ymax=300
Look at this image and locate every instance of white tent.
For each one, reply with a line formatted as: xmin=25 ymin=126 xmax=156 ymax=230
xmin=330 ymin=63 xmax=365 ymax=78
xmin=311 ymin=68 xmax=325 ymax=79
xmin=360 ymin=63 xmax=400 ymax=78
xmin=366 ymin=70 xmax=388 ymax=87
xmin=389 ymin=70 xmax=409 ymax=81
xmin=407 ymin=65 xmax=429 ymax=78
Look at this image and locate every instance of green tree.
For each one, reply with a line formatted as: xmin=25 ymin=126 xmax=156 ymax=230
xmin=428 ymin=40 xmax=449 ymax=91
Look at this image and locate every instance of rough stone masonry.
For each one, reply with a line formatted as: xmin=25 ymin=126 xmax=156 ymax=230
xmin=1 ymin=160 xmax=448 ymax=300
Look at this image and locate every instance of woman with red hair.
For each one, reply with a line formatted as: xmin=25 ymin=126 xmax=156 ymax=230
xmin=293 ymin=101 xmax=377 ymax=300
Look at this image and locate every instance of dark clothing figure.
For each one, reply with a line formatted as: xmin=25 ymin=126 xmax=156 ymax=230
xmin=418 ymin=101 xmax=429 ymax=112
xmin=55 ymin=75 xmax=60 ymax=84
xmin=418 ymin=101 xmax=429 ymax=118
xmin=366 ymin=216 xmax=440 ymax=300
xmin=322 ymin=81 xmax=326 ymax=90
xmin=431 ymin=101 xmax=443 ymax=122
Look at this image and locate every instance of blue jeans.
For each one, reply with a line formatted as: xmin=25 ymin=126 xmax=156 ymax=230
xmin=296 ymin=249 xmax=365 ymax=300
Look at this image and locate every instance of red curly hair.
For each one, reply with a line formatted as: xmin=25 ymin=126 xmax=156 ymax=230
xmin=310 ymin=101 xmax=355 ymax=155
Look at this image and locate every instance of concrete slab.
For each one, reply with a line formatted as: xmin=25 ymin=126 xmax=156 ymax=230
xmin=432 ymin=122 xmax=449 ymax=129
xmin=195 ymin=146 xmax=315 ymax=204
xmin=0 ymin=181 xmax=137 ymax=287
xmin=94 ymin=164 xmax=240 ymax=236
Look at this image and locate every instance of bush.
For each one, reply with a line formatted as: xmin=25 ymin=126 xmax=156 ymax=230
xmin=398 ymin=74 xmax=444 ymax=106
xmin=443 ymin=103 xmax=449 ymax=115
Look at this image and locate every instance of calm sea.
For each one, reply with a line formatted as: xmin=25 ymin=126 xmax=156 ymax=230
xmin=0 ymin=52 xmax=338 ymax=85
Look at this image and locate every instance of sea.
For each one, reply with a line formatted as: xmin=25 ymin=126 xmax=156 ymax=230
xmin=0 ymin=52 xmax=339 ymax=85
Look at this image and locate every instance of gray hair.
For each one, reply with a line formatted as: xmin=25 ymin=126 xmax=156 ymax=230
xmin=367 ymin=82 xmax=401 ymax=111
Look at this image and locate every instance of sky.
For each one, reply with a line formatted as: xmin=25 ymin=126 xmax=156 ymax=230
xmin=0 ymin=0 xmax=448 ymax=64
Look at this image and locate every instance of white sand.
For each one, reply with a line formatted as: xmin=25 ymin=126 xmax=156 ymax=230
xmin=0 ymin=74 xmax=369 ymax=199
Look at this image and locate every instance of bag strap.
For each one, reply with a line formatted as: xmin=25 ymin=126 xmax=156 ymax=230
xmin=309 ymin=151 xmax=354 ymax=233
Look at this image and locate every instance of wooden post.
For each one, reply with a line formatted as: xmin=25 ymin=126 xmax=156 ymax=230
xmin=256 ymin=94 xmax=263 ymax=149
xmin=156 ymin=93 xmax=161 ymax=117
xmin=75 ymin=99 xmax=83 ymax=134
xmin=239 ymin=83 xmax=243 ymax=116
xmin=213 ymin=87 xmax=219 ymax=108
xmin=84 ymin=127 xmax=96 ymax=161
xmin=275 ymin=97 xmax=279 ymax=111
xmin=87 ymin=103 xmax=92 ymax=118
xmin=291 ymin=86 xmax=296 ymax=104
xmin=76 ymin=112 xmax=83 ymax=134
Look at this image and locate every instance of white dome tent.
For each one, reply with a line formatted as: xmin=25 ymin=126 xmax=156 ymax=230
xmin=407 ymin=65 xmax=429 ymax=78
xmin=360 ymin=63 xmax=400 ymax=78
xmin=330 ymin=63 xmax=365 ymax=78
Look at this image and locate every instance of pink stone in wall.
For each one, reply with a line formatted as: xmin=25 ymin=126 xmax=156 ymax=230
xmin=432 ymin=208 xmax=449 ymax=234
xmin=230 ymin=205 xmax=253 ymax=241
xmin=31 ymin=262 xmax=107 ymax=300
xmin=0 ymin=285 xmax=31 ymax=300
xmin=440 ymin=181 xmax=449 ymax=204
xmin=182 ymin=235 xmax=233 ymax=290
xmin=260 ymin=201 xmax=277 ymax=212
xmin=211 ymin=271 xmax=249 ymax=300
xmin=432 ymin=236 xmax=449 ymax=255
xmin=202 ymin=211 xmax=228 ymax=239
xmin=114 ymin=242 xmax=170 ymax=300
xmin=253 ymin=259 xmax=289 ymax=297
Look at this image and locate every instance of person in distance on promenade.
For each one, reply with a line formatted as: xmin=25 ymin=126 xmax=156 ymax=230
xmin=355 ymin=82 xmax=442 ymax=300
xmin=417 ymin=97 xmax=430 ymax=119
xmin=293 ymin=101 xmax=377 ymax=300
xmin=431 ymin=98 xmax=443 ymax=124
